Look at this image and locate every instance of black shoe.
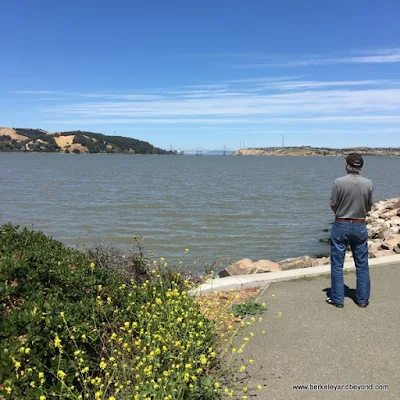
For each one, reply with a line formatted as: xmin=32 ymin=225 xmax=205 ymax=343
xmin=356 ymin=302 xmax=369 ymax=308
xmin=326 ymin=298 xmax=344 ymax=308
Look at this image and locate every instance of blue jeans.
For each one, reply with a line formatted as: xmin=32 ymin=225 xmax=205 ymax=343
xmin=330 ymin=221 xmax=370 ymax=305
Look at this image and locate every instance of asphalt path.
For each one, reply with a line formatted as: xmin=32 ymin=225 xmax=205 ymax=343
xmin=233 ymin=263 xmax=400 ymax=399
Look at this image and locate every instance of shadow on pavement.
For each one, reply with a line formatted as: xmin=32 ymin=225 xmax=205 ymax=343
xmin=323 ymin=285 xmax=358 ymax=304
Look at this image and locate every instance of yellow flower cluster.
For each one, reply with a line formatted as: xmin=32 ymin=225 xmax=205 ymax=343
xmin=2 ymin=259 xmax=267 ymax=399
xmin=92 ymin=278 xmax=221 ymax=397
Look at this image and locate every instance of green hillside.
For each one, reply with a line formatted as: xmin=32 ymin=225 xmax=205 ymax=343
xmin=0 ymin=127 xmax=171 ymax=154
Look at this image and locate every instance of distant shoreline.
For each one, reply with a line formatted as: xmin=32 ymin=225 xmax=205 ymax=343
xmin=1 ymin=151 xmax=400 ymax=157
xmin=233 ymin=147 xmax=400 ymax=157
xmin=0 ymin=126 xmax=173 ymax=155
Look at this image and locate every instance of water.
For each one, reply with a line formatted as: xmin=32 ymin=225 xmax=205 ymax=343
xmin=1 ymin=153 xmax=399 ymax=272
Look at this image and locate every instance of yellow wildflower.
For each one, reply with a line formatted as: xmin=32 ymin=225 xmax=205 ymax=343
xmin=54 ymin=336 xmax=62 ymax=349
xmin=57 ymin=370 xmax=66 ymax=380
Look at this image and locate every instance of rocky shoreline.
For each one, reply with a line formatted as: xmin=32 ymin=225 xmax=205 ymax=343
xmin=218 ymin=197 xmax=400 ymax=277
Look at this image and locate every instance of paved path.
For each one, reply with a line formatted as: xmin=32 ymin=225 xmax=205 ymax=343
xmin=234 ymin=263 xmax=400 ymax=399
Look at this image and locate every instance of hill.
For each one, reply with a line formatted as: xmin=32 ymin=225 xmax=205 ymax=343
xmin=233 ymin=146 xmax=400 ymax=157
xmin=0 ymin=127 xmax=170 ymax=154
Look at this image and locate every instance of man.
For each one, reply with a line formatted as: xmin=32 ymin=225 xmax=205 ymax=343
xmin=327 ymin=153 xmax=373 ymax=308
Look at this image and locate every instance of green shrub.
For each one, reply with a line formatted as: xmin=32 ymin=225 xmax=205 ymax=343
xmin=0 ymin=225 xmax=221 ymax=399
xmin=230 ymin=299 xmax=266 ymax=318
xmin=0 ymin=225 xmax=119 ymax=397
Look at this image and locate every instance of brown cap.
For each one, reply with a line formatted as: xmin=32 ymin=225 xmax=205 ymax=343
xmin=346 ymin=153 xmax=364 ymax=168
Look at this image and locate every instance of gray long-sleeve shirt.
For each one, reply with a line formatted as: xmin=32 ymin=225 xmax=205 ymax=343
xmin=331 ymin=173 xmax=374 ymax=219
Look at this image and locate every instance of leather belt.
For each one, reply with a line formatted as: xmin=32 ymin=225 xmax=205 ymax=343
xmin=336 ymin=217 xmax=365 ymax=223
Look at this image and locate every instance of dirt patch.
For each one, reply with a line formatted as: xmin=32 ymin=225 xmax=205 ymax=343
xmin=198 ymin=287 xmax=263 ymax=334
xmin=0 ymin=127 xmax=28 ymax=141
xmin=54 ymin=135 xmax=75 ymax=148
xmin=54 ymin=135 xmax=89 ymax=152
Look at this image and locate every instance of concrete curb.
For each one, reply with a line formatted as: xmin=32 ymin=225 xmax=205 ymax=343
xmin=191 ymin=254 xmax=400 ymax=294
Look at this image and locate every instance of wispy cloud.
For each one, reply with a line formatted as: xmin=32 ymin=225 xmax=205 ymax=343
xmin=268 ymin=79 xmax=396 ymax=90
xmin=15 ymin=70 xmax=400 ymax=131
xmin=78 ymin=93 xmax=163 ymax=100
xmin=43 ymin=86 xmax=400 ymax=118
xmin=43 ymin=116 xmax=400 ymax=125
xmin=232 ymin=48 xmax=400 ymax=68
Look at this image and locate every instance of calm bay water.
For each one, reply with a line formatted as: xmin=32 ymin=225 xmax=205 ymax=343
xmin=1 ymin=153 xmax=399 ymax=272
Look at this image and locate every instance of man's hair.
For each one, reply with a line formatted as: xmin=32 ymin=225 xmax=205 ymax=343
xmin=346 ymin=164 xmax=362 ymax=174
xmin=346 ymin=153 xmax=364 ymax=168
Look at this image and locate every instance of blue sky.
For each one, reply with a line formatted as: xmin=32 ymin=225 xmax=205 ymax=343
xmin=1 ymin=0 xmax=399 ymax=150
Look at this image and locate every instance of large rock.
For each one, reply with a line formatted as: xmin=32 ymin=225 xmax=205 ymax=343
xmin=370 ymin=249 xmax=393 ymax=258
xmin=387 ymin=199 xmax=400 ymax=210
xmin=386 ymin=237 xmax=400 ymax=248
xmin=278 ymin=256 xmax=313 ymax=271
xmin=384 ymin=220 xmax=392 ymax=228
xmin=367 ymin=224 xmax=383 ymax=239
xmin=368 ymin=211 xmax=381 ymax=220
xmin=218 ymin=258 xmax=281 ymax=277
xmin=312 ymin=257 xmax=330 ymax=267
xmin=218 ymin=258 xmax=257 ymax=277
xmin=368 ymin=241 xmax=381 ymax=254
xmin=380 ymin=242 xmax=392 ymax=251
xmin=380 ymin=209 xmax=398 ymax=219
xmin=377 ymin=236 xmax=400 ymax=253
xmin=384 ymin=227 xmax=400 ymax=240
xmin=253 ymin=259 xmax=281 ymax=273
xmin=390 ymin=217 xmax=400 ymax=226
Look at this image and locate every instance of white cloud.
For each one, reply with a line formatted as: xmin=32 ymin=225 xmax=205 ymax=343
xmin=17 ymin=68 xmax=400 ymax=132
xmin=232 ymin=48 xmax=400 ymax=68
xmin=43 ymin=116 xmax=400 ymax=125
xmin=44 ymin=88 xmax=400 ymax=119
xmin=268 ymin=79 xmax=397 ymax=90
